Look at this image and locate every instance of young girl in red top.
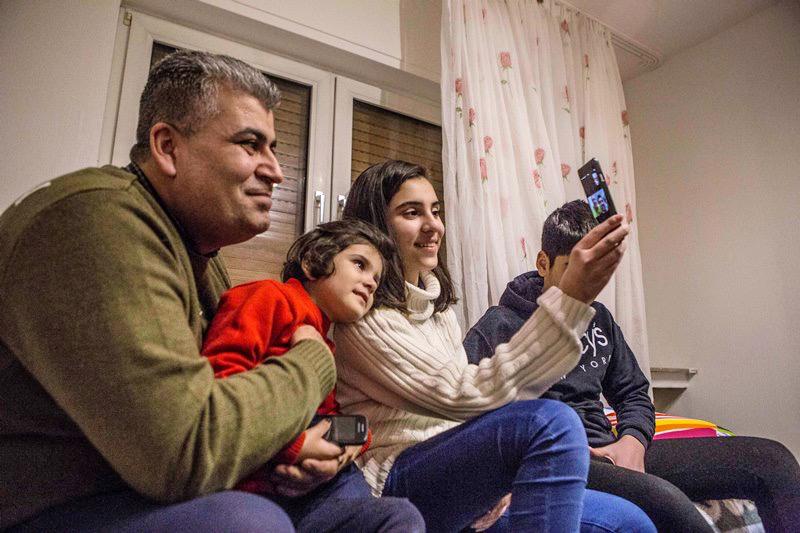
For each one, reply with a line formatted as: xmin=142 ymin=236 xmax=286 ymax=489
xmin=202 ymin=219 xmax=421 ymax=532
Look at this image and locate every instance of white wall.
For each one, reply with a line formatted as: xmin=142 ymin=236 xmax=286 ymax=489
xmin=0 ymin=0 xmax=121 ymax=212
xmin=624 ymin=0 xmax=800 ymax=458
xmin=0 ymin=0 xmax=442 ymax=211
xmin=125 ymin=0 xmax=441 ymax=97
xmin=192 ymin=0 xmax=441 ymax=82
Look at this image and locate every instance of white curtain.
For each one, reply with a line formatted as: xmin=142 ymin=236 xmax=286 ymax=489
xmin=442 ymin=0 xmax=650 ymax=375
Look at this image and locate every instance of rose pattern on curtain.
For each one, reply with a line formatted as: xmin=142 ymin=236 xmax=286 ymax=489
xmin=441 ymin=0 xmax=650 ymax=376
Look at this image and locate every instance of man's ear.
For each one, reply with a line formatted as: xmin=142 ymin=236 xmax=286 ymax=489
xmin=301 ymin=260 xmax=317 ymax=281
xmin=148 ymin=122 xmax=179 ymax=178
xmin=536 ymin=250 xmax=550 ymax=275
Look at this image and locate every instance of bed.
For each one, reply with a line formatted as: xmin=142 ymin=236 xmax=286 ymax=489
xmin=605 ymin=409 xmax=764 ymax=532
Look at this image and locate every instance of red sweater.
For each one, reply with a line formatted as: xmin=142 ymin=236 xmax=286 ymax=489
xmin=202 ymin=278 xmax=372 ymax=464
xmin=203 ymin=278 xmax=370 ymax=466
xmin=202 ymin=279 xmax=372 ymax=493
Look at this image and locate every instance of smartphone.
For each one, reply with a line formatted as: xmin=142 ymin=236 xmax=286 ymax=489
xmin=323 ymin=415 xmax=368 ymax=446
xmin=578 ymin=158 xmax=617 ymax=223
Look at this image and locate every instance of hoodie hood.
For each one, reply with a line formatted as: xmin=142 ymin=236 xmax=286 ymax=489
xmin=497 ymin=271 xmax=545 ymax=319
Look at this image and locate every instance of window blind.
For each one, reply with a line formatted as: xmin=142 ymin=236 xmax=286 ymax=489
xmin=350 ymin=100 xmax=445 ymax=259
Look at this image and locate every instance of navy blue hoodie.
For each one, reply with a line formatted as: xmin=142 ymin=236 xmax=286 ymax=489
xmin=463 ymin=272 xmax=655 ymax=448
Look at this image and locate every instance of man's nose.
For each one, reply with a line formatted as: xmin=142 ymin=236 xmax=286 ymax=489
xmin=257 ymin=152 xmax=284 ymax=185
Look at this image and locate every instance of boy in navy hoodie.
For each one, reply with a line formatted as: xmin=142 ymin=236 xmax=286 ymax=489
xmin=464 ymin=200 xmax=654 ymax=462
xmin=464 ymin=200 xmax=800 ymax=532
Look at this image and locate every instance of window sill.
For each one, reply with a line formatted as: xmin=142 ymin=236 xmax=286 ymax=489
xmin=650 ymin=367 xmax=698 ymax=389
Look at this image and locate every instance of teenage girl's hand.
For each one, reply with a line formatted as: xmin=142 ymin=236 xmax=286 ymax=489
xmin=290 ymin=324 xmax=328 ymax=348
xmin=559 ymin=214 xmax=629 ymax=304
xmin=295 ymin=419 xmax=343 ymax=463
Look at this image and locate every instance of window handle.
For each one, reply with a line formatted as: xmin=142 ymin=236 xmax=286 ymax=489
xmin=314 ymin=191 xmax=326 ymax=225
xmin=336 ymin=194 xmax=347 ymax=220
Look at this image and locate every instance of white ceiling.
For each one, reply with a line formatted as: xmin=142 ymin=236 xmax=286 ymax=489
xmin=565 ymin=0 xmax=778 ymax=80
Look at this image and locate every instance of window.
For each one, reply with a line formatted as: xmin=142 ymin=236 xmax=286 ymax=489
xmin=330 ymin=76 xmax=445 ymax=258
xmin=331 ymin=76 xmax=441 ymax=220
xmin=350 ymin=100 xmax=444 ymax=211
xmin=110 ymin=12 xmax=441 ymax=283
xmin=111 ymin=13 xmax=334 ymax=283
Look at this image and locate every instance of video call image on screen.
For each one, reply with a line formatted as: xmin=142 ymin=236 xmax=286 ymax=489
xmin=588 ymin=189 xmax=610 ymax=218
xmin=580 ymin=169 xmax=605 ymax=191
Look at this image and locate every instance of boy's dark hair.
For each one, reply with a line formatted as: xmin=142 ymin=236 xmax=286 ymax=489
xmin=541 ymin=200 xmax=597 ymax=266
xmin=281 ymin=219 xmax=399 ymax=308
xmin=343 ymin=160 xmax=457 ymax=314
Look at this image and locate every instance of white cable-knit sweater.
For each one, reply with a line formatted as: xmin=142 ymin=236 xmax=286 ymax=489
xmin=333 ymin=271 xmax=595 ymax=496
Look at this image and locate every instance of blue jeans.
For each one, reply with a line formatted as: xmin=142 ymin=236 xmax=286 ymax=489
xmin=11 ymin=465 xmax=423 ymax=533
xmin=482 ymin=490 xmax=656 ymax=533
xmin=383 ymin=400 xmax=654 ymax=532
xmin=273 ymin=462 xmax=424 ymax=532
xmin=9 ymin=491 xmax=295 ymax=532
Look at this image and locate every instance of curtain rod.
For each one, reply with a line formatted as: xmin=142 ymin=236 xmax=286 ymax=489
xmin=554 ymin=0 xmax=662 ymax=67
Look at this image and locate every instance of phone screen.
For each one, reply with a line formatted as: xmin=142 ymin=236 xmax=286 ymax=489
xmin=336 ymin=417 xmax=356 ymax=436
xmin=578 ymin=159 xmax=617 ymax=223
xmin=324 ymin=415 xmax=368 ymax=445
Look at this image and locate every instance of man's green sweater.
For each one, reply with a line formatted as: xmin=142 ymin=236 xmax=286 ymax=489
xmin=0 ymin=166 xmax=336 ymax=528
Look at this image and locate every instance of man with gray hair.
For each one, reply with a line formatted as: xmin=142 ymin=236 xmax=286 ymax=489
xmin=0 ymin=50 xmax=422 ymax=532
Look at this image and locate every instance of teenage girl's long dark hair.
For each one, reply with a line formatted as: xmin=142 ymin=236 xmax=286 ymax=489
xmin=343 ymin=160 xmax=457 ymax=314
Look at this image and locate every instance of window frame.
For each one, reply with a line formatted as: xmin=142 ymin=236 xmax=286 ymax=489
xmin=107 ymin=11 xmax=444 ymax=227
xmin=330 ymin=75 xmax=441 ymax=220
xmin=109 ymin=11 xmax=335 ymax=233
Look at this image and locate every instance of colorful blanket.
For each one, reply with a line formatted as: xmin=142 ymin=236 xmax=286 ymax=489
xmin=604 ymin=408 xmax=735 ymax=440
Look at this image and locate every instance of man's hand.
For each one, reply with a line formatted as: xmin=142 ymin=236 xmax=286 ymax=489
xmin=472 ymin=493 xmax=511 ymax=531
xmin=295 ymin=419 xmax=343 ymax=462
xmin=269 ymin=421 xmax=364 ymax=498
xmin=268 ymin=458 xmax=339 ymax=498
xmin=291 ymin=324 xmax=327 ymax=348
xmin=559 ymin=214 xmax=629 ymax=304
xmin=589 ymin=435 xmax=646 ymax=473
